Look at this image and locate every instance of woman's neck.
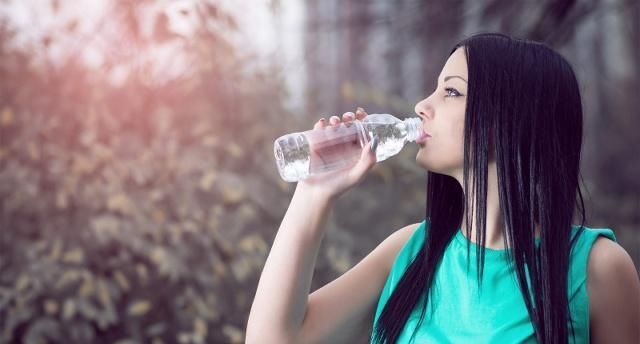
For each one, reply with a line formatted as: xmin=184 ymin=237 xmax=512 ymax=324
xmin=459 ymin=163 xmax=505 ymax=249
xmin=456 ymin=162 xmax=541 ymax=250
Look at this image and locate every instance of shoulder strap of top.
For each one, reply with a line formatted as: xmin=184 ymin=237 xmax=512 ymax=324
xmin=568 ymin=226 xmax=617 ymax=293
xmin=566 ymin=225 xmax=617 ymax=342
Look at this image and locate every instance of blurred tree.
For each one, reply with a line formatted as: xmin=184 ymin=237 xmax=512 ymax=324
xmin=0 ymin=0 xmax=292 ymax=342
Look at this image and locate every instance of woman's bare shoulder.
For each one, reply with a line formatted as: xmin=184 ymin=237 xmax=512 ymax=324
xmin=378 ymin=222 xmax=422 ymax=272
xmin=587 ymin=237 xmax=640 ymax=342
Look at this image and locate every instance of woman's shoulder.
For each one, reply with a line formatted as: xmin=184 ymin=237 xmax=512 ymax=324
xmin=585 ymin=230 xmax=637 ymax=291
xmin=586 ymin=231 xmax=640 ymax=342
xmin=380 ymin=220 xmax=427 ymax=273
xmin=568 ymin=225 xmax=617 ymax=266
xmin=587 ymin=234 xmax=637 ymax=278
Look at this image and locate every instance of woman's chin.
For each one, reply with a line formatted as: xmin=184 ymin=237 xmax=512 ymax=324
xmin=415 ymin=156 xmax=461 ymax=176
xmin=415 ymin=155 xmax=432 ymax=171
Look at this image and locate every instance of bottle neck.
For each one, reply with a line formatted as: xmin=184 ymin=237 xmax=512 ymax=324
xmin=403 ymin=117 xmax=422 ymax=142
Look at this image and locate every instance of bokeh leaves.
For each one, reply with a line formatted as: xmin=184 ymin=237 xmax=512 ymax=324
xmin=0 ymin=1 xmax=291 ymax=343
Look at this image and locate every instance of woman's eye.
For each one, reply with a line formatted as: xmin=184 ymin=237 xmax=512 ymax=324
xmin=444 ymin=87 xmax=461 ymax=97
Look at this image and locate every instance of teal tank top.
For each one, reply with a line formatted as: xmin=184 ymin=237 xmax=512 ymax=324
xmin=371 ymin=219 xmax=617 ymax=343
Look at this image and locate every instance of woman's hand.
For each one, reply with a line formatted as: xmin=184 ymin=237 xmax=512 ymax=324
xmin=297 ymin=107 xmax=377 ymax=202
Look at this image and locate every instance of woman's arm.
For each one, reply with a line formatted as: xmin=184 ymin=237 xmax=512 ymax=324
xmin=245 ymin=181 xmax=418 ymax=343
xmin=245 ymin=184 xmax=335 ymax=343
xmin=588 ymin=237 xmax=640 ymax=343
xmin=246 ymin=108 xmax=380 ymax=343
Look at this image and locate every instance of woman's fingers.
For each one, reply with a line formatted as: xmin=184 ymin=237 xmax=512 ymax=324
xmin=341 ymin=112 xmax=355 ymax=127
xmin=342 ymin=112 xmax=355 ymax=122
xmin=355 ymin=107 xmax=367 ymax=120
xmin=313 ymin=118 xmax=327 ymax=130
xmin=313 ymin=108 xmax=365 ymax=130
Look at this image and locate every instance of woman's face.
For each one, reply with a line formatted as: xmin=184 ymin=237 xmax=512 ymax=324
xmin=414 ymin=47 xmax=468 ymax=179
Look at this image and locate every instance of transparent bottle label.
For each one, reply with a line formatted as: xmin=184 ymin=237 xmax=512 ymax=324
xmin=306 ymin=122 xmax=365 ymax=175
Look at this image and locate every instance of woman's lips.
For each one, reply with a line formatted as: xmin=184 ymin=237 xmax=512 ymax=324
xmin=416 ymin=130 xmax=431 ymax=144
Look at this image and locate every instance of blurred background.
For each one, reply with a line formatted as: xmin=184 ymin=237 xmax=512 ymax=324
xmin=0 ymin=0 xmax=638 ymax=343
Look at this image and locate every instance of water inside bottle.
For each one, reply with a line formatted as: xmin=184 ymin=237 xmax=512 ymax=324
xmin=274 ymin=123 xmax=365 ymax=182
xmin=306 ymin=123 xmax=364 ymax=175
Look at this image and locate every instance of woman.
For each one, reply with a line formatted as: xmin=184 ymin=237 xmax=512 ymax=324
xmin=246 ymin=33 xmax=640 ymax=343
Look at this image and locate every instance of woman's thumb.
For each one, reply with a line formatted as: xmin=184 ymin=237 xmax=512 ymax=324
xmin=348 ymin=137 xmax=378 ymax=182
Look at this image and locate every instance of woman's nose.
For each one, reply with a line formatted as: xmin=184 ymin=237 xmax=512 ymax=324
xmin=415 ymin=101 xmax=434 ymax=120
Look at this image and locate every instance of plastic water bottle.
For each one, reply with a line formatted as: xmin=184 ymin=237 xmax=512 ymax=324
xmin=274 ymin=114 xmax=422 ymax=182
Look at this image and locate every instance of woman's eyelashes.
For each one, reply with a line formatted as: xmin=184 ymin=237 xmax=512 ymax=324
xmin=444 ymin=87 xmax=463 ymax=98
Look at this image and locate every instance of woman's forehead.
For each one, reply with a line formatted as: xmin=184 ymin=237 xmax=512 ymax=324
xmin=440 ymin=48 xmax=468 ymax=81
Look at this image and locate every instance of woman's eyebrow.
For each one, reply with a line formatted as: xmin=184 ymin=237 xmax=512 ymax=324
xmin=444 ymin=75 xmax=467 ymax=83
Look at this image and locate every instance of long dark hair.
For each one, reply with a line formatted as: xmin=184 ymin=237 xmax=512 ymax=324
xmin=372 ymin=33 xmax=587 ymax=343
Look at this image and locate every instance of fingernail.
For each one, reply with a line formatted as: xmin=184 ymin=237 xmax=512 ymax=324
xmin=357 ymin=107 xmax=364 ymax=112
xmin=319 ymin=118 xmax=326 ymax=122
xmin=370 ymin=137 xmax=378 ymax=152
